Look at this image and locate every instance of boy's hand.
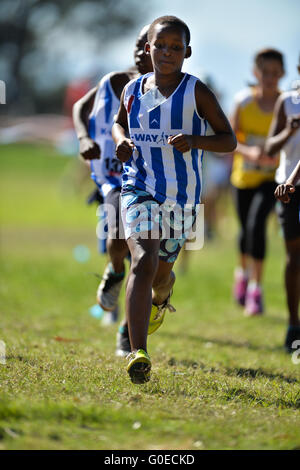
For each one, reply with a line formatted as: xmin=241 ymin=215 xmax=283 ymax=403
xmin=247 ymin=145 xmax=270 ymax=162
xmin=287 ymin=115 xmax=300 ymax=136
xmin=167 ymin=134 xmax=193 ymax=153
xmin=274 ymin=183 xmax=295 ymax=203
xmin=79 ymin=136 xmax=100 ymax=159
xmin=115 ymin=138 xmax=135 ymax=162
xmin=247 ymin=145 xmax=276 ymax=167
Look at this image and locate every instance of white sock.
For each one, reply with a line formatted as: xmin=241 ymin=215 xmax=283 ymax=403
xmin=235 ymin=267 xmax=248 ymax=279
xmin=248 ymin=281 xmax=260 ymax=291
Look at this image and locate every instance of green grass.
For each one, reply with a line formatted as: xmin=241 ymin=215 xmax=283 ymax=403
xmin=0 ymin=143 xmax=300 ymax=450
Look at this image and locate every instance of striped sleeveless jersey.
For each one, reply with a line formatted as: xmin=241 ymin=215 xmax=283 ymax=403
xmin=123 ymin=72 xmax=207 ymax=207
xmin=276 ymin=90 xmax=300 ymax=185
xmin=88 ymin=73 xmax=123 ymax=197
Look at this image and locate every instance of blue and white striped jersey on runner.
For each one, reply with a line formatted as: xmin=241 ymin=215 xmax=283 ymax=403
xmin=88 ymin=72 xmax=123 ymax=198
xmin=123 ymin=72 xmax=207 ymax=207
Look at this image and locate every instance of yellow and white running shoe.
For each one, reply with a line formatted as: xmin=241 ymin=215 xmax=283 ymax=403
xmin=126 ymin=349 xmax=151 ymax=384
xmin=148 ymin=292 xmax=176 ymax=335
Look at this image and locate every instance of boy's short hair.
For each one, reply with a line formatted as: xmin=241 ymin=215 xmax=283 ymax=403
xmin=147 ymin=16 xmax=191 ymax=46
xmin=254 ymin=48 xmax=285 ymax=71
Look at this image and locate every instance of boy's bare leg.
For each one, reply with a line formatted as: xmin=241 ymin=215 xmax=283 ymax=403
xmin=285 ymin=238 xmax=300 ymax=326
xmin=240 ymin=253 xmax=249 ymax=272
xmin=126 ymin=237 xmax=160 ymax=352
xmin=97 ymin=235 xmax=128 ymax=314
xmin=106 ymin=237 xmax=128 ymax=274
xmin=249 ymin=258 xmax=263 ymax=284
xmin=105 ymin=190 xmax=129 ymax=274
xmin=152 ymin=259 xmax=176 ymax=305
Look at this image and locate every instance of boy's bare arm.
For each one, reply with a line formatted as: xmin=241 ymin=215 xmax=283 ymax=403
xmin=169 ymin=82 xmax=237 ymax=153
xmin=73 ymin=86 xmax=97 ymax=138
xmin=72 ymin=86 xmax=100 ymax=159
xmin=110 ymin=72 xmax=132 ymax=99
xmin=112 ymin=89 xmax=135 ymax=162
xmin=265 ymin=95 xmax=300 ymax=156
xmin=275 ymin=159 xmax=300 ymax=203
xmin=287 ymin=159 xmax=300 ymax=186
xmin=195 ymin=82 xmax=237 ymax=152
xmin=230 ymin=102 xmax=273 ymax=165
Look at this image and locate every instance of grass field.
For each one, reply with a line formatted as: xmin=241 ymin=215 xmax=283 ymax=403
xmin=0 ymin=143 xmax=300 ymax=450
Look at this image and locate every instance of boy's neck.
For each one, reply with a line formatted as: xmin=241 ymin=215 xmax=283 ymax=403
xmin=254 ymin=87 xmax=280 ymax=113
xmin=148 ymin=70 xmax=184 ymax=98
xmin=255 ymin=86 xmax=280 ymax=101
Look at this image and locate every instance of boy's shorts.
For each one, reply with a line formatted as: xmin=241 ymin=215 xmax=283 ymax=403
xmin=121 ymin=185 xmax=198 ymax=263
xmin=276 ymin=186 xmax=300 ymax=241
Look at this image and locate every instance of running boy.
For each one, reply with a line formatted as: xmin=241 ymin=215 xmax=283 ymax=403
xmin=265 ymin=56 xmax=300 ymax=352
xmin=112 ymin=16 xmax=236 ymax=384
xmin=230 ymin=49 xmax=284 ymax=316
xmin=73 ymin=26 xmax=152 ymax=355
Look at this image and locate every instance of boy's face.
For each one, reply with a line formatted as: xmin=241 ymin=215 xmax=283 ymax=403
xmin=145 ymin=24 xmax=191 ymax=75
xmin=134 ymin=32 xmax=153 ymax=75
xmin=254 ymin=59 xmax=284 ymax=92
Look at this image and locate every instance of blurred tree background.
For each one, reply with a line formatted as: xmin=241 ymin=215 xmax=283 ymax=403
xmin=0 ymin=0 xmax=144 ymax=115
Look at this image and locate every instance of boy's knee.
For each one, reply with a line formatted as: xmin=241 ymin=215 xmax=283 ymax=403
xmin=153 ymin=269 xmax=175 ymax=290
xmin=132 ymin=250 xmax=158 ymax=278
xmin=286 ymin=251 xmax=300 ymax=272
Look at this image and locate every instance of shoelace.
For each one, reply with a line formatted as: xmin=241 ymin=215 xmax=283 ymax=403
xmin=154 ymin=299 xmax=176 ymax=321
xmin=126 ymin=350 xmax=151 ymax=360
xmin=126 ymin=351 xmax=136 ymax=361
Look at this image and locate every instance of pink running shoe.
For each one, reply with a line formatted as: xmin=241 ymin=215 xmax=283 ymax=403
xmin=233 ymin=270 xmax=248 ymax=306
xmin=244 ymin=286 xmax=264 ymax=316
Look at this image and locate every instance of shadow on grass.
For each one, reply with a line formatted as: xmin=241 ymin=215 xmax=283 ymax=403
xmin=154 ymin=358 xmax=300 ymax=410
xmin=161 ymin=331 xmax=284 ymax=353
xmin=222 ymin=387 xmax=300 ymax=410
xmin=5 ymin=355 xmax=37 ymax=366
xmin=226 ymin=366 xmax=298 ymax=384
xmin=167 ymin=358 xmax=297 ymax=384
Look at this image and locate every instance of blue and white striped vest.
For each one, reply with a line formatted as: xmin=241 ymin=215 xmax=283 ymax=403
xmin=88 ymin=73 xmax=122 ymax=197
xmin=123 ymin=72 xmax=207 ymax=207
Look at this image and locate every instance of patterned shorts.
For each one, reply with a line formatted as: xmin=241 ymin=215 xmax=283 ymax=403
xmin=121 ymin=185 xmax=198 ymax=263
